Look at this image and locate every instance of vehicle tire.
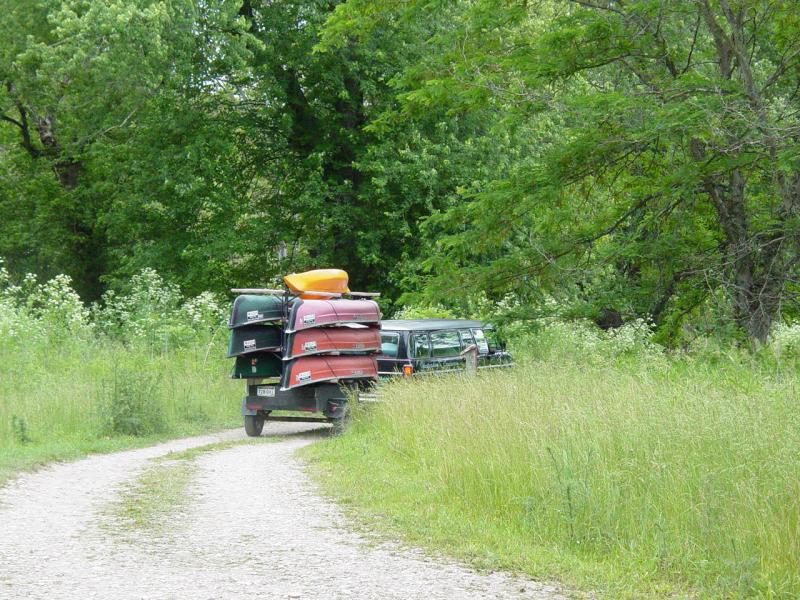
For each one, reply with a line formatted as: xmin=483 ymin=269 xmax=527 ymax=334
xmin=244 ymin=414 xmax=264 ymax=437
xmin=329 ymin=404 xmax=351 ymax=435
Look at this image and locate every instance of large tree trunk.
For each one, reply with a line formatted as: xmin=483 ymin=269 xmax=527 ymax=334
xmin=708 ymin=168 xmax=786 ymax=344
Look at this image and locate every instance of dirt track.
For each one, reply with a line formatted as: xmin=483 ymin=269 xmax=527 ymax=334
xmin=0 ymin=424 xmax=564 ymax=599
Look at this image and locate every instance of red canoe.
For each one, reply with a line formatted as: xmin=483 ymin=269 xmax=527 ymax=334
xmin=286 ymin=298 xmax=381 ymax=332
xmin=281 ymin=355 xmax=378 ymax=390
xmin=285 ymin=326 xmax=381 ymax=359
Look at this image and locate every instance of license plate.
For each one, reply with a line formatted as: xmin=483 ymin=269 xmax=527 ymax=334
xmin=256 ymin=387 xmax=276 ymax=397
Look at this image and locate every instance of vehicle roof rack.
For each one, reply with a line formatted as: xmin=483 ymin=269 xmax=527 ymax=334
xmin=231 ymin=288 xmax=380 ymax=298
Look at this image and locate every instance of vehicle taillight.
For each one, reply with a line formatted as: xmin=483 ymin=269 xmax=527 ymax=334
xmin=402 ymin=364 xmax=414 ymax=376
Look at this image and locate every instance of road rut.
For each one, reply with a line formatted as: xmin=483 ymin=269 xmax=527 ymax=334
xmin=0 ymin=424 xmax=564 ymax=599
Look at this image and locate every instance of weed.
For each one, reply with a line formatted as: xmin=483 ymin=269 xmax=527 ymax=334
xmin=0 ymin=267 xmax=240 ymax=480
xmin=101 ymin=368 xmax=166 ymax=436
xmin=10 ymin=415 xmax=31 ymax=445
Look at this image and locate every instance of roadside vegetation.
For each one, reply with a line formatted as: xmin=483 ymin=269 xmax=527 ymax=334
xmin=306 ymin=321 xmax=800 ymax=599
xmin=0 ymin=263 xmax=240 ymax=484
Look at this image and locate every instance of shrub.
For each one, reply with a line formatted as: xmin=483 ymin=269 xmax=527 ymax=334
xmin=0 ymin=261 xmax=239 ymax=471
xmin=100 ymin=367 xmax=167 ymax=437
xmin=768 ymin=322 xmax=800 ymax=360
xmin=11 ymin=415 xmax=32 ymax=445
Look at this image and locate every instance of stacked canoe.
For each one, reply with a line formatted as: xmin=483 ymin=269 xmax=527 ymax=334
xmin=227 ymin=269 xmax=381 ymax=391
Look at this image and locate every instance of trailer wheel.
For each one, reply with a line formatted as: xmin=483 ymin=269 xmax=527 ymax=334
xmin=244 ymin=414 xmax=264 ymax=437
xmin=329 ymin=404 xmax=351 ymax=435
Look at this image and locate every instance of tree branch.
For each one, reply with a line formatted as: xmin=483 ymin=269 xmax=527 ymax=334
xmin=761 ymin=44 xmax=800 ymax=93
xmin=681 ymin=12 xmax=702 ymax=74
xmin=697 ymin=0 xmax=734 ymax=79
xmin=0 ymin=113 xmax=23 ymax=129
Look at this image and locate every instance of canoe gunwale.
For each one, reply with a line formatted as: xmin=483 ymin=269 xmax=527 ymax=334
xmin=226 ymin=345 xmax=282 ymax=358
xmin=281 ymin=349 xmax=380 ymax=361
xmin=279 ymin=373 xmax=376 ymax=391
xmin=227 ymin=315 xmax=282 ymax=329
xmin=280 ymin=375 xmax=343 ymax=391
xmin=284 ymin=318 xmax=381 ymax=334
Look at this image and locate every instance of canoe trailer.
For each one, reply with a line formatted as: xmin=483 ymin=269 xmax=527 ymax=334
xmin=228 ymin=270 xmax=381 ymax=436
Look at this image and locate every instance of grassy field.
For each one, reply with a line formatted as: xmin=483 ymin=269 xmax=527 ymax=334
xmin=0 ymin=341 xmax=242 ymax=484
xmin=304 ymin=325 xmax=800 ymax=599
xmin=0 ymin=268 xmax=242 ymax=485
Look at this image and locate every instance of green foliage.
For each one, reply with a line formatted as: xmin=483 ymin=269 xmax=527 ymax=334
xmin=10 ymin=415 xmax=32 ymax=445
xmin=307 ymin=323 xmax=800 ymax=598
xmin=391 ymin=303 xmax=458 ymax=320
xmin=0 ymin=261 xmax=240 ymax=480
xmin=321 ymin=0 xmax=800 ymax=343
xmin=0 ymin=0 xmax=252 ymax=298
xmin=101 ymin=368 xmax=166 ymax=437
xmin=0 ymin=0 xmax=470 ymax=304
xmin=3 ymin=0 xmax=799 ymax=340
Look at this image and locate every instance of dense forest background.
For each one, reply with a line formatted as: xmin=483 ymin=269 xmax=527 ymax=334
xmin=2 ymin=0 xmax=799 ymax=344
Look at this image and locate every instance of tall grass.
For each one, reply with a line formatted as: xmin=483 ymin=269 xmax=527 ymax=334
xmin=0 ymin=265 xmax=241 ymax=481
xmin=307 ymin=321 xmax=800 ymax=599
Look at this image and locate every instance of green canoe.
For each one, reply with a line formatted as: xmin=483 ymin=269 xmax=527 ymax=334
xmin=227 ymin=324 xmax=282 ymax=357
xmin=228 ymin=295 xmax=285 ymax=328
xmin=232 ymin=352 xmax=282 ymax=379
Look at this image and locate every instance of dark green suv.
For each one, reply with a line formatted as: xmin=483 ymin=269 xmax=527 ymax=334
xmin=377 ymin=319 xmax=513 ymax=377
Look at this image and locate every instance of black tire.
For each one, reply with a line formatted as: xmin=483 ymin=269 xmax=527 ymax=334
xmin=244 ymin=414 xmax=264 ymax=437
xmin=329 ymin=403 xmax=351 ymax=435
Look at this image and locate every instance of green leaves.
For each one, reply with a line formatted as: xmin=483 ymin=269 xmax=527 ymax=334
xmin=2 ymin=0 xmax=798 ymax=341
xmin=318 ymin=0 xmax=800 ymax=340
xmin=0 ymin=0 xmax=252 ymax=297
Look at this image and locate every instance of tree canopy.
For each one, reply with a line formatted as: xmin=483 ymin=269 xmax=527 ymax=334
xmin=2 ymin=0 xmax=799 ymax=343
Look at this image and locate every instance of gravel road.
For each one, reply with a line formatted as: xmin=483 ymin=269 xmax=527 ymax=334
xmin=0 ymin=424 xmax=565 ymax=599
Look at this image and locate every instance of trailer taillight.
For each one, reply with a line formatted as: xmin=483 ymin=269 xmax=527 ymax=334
xmin=402 ymin=364 xmax=414 ymax=376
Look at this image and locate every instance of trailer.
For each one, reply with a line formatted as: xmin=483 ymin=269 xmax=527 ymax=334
xmin=240 ymin=380 xmax=368 ymax=435
xmin=228 ymin=269 xmax=381 ymax=436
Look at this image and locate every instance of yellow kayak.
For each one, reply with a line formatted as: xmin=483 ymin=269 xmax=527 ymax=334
xmin=284 ymin=269 xmax=350 ymax=298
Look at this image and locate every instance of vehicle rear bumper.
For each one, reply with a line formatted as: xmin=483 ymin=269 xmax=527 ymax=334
xmin=241 ymin=382 xmax=349 ymax=418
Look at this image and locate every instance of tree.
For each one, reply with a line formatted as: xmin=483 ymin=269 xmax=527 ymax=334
xmin=228 ymin=0 xmax=458 ymax=298
xmin=326 ymin=0 xmax=800 ymax=342
xmin=0 ymin=0 xmax=251 ymax=298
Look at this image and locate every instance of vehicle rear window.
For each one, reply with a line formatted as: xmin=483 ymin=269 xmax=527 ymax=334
xmin=380 ymin=332 xmax=400 ymax=357
xmin=410 ymin=333 xmax=430 ymax=358
xmin=471 ymin=329 xmax=489 ymax=354
xmin=430 ymin=331 xmax=461 ymax=357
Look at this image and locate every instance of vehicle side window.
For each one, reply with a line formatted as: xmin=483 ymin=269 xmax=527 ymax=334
xmin=380 ymin=332 xmax=400 ymax=357
xmin=471 ymin=329 xmax=489 ymax=354
xmin=410 ymin=333 xmax=430 ymax=358
xmin=429 ymin=331 xmax=461 ymax=357
xmin=459 ymin=329 xmax=475 ymax=350
xmin=485 ymin=329 xmax=503 ymax=352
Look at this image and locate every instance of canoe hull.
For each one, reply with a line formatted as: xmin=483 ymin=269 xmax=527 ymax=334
xmin=281 ymin=355 xmax=378 ymax=390
xmin=286 ymin=299 xmax=381 ymax=332
xmin=232 ymin=352 xmax=282 ymax=379
xmin=284 ymin=269 xmax=349 ymax=299
xmin=285 ymin=326 xmax=380 ymax=359
xmin=228 ymin=295 xmax=284 ymax=328
xmin=227 ymin=325 xmax=282 ymax=357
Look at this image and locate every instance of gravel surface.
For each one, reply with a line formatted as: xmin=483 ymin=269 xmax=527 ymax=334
xmin=0 ymin=424 xmax=565 ymax=599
